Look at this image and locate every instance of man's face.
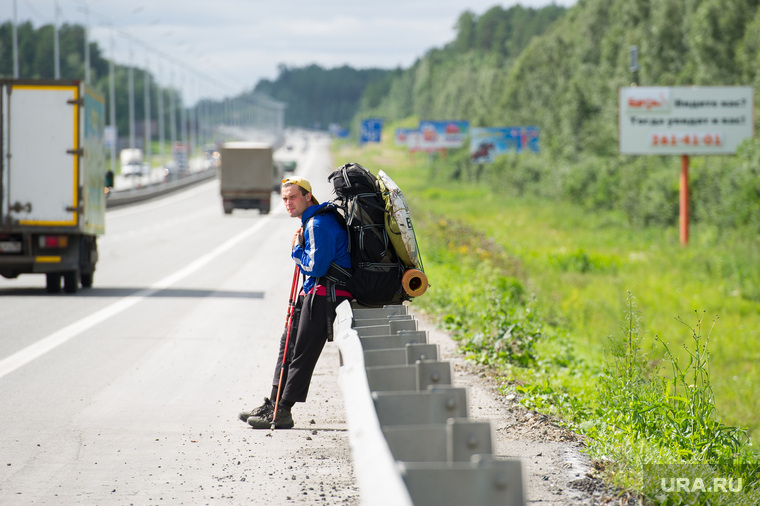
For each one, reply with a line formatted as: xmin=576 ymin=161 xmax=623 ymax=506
xmin=282 ymin=184 xmax=311 ymax=218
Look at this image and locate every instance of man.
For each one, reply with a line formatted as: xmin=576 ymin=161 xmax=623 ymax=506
xmin=240 ymin=176 xmax=352 ymax=429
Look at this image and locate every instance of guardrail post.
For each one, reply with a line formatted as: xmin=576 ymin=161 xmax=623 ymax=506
xmin=334 ymin=301 xmax=524 ymax=505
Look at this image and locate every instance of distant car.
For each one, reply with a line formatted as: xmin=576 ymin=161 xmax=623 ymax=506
xmin=274 ymin=146 xmax=297 ymax=173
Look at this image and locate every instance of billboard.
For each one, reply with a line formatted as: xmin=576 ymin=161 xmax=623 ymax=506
xmin=329 ymin=123 xmax=349 ymax=138
xmin=418 ymin=121 xmax=469 ymax=150
xmin=470 ymin=126 xmax=540 ymax=162
xmin=394 ymin=128 xmax=416 ymax=146
xmin=618 ymin=86 xmax=754 ymax=155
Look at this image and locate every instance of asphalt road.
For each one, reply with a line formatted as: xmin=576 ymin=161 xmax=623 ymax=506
xmin=0 ymin=133 xmax=360 ymax=504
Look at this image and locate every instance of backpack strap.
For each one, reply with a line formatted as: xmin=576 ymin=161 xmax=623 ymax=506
xmin=302 ymin=205 xmax=353 ymax=341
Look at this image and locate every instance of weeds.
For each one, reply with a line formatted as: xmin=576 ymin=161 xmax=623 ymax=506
xmin=585 ymin=295 xmax=760 ymax=503
xmin=654 ymin=312 xmax=746 ymax=463
xmin=461 ymin=285 xmax=542 ymax=368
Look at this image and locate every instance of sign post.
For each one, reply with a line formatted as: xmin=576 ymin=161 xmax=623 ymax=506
xmin=680 ymin=155 xmax=689 ymax=245
xmin=618 ymin=86 xmax=754 ymax=245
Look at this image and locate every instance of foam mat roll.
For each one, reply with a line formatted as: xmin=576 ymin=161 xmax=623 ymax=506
xmin=402 ymin=269 xmax=429 ymax=297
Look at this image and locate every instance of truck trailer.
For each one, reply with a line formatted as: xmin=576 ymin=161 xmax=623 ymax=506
xmin=0 ymin=79 xmax=107 ymax=293
xmin=219 ymin=142 xmax=280 ymax=214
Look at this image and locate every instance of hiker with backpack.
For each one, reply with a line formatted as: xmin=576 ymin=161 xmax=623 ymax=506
xmin=240 ymin=176 xmax=352 ymax=429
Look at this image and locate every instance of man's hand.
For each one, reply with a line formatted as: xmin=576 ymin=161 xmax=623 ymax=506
xmin=292 ymin=227 xmax=304 ymax=248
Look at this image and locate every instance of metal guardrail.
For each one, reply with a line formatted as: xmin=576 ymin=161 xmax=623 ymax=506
xmin=106 ymin=169 xmax=217 ymax=208
xmin=334 ymin=300 xmax=525 ymax=506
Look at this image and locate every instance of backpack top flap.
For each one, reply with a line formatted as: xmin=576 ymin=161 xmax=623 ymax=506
xmin=328 ymin=163 xmax=378 ymax=199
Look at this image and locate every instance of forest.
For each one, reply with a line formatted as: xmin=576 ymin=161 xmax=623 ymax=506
xmin=356 ymin=0 xmax=760 ymax=234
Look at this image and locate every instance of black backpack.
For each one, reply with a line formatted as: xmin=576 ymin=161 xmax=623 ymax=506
xmin=325 ymin=163 xmax=408 ymax=308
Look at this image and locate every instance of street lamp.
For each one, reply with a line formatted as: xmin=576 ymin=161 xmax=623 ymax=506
xmin=12 ymin=0 xmax=19 ymax=78
xmin=144 ymin=56 xmax=151 ymax=171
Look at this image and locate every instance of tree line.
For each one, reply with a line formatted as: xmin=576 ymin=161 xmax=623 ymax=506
xmin=253 ymin=64 xmax=393 ymax=129
xmin=0 ymin=21 xmax=391 ymax=139
xmin=356 ymin=0 xmax=760 ymax=234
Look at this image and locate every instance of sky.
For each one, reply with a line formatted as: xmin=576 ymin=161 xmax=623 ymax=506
xmin=7 ymin=0 xmax=576 ymax=102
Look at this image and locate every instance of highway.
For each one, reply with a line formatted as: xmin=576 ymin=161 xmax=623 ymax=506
xmin=0 ymin=134 xmax=360 ymax=504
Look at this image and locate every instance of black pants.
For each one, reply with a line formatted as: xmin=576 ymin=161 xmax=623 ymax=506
xmin=271 ymin=292 xmax=351 ymax=405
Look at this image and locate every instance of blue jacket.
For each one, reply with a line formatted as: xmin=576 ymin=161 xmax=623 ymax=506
xmin=292 ymin=202 xmax=351 ymax=295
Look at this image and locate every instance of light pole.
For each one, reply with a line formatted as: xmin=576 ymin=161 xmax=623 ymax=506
xmin=108 ymin=30 xmax=117 ymax=175
xmin=156 ymin=61 xmax=165 ymax=165
xmin=128 ymin=43 xmax=135 ymax=150
xmin=180 ymin=72 xmax=188 ymax=166
xmin=12 ymin=0 xmax=19 ymax=78
xmin=84 ymin=4 xmax=90 ymax=83
xmin=169 ymin=69 xmax=177 ymax=157
xmin=54 ymin=0 xmax=61 ymax=79
xmin=144 ymin=56 xmax=152 ymax=171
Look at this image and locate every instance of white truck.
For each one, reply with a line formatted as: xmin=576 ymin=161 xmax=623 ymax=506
xmin=119 ymin=148 xmax=149 ymax=177
xmin=0 ymin=79 xmax=107 ymax=293
xmin=219 ymin=142 xmax=281 ymax=214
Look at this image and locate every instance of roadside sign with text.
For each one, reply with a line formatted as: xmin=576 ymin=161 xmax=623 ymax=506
xmin=619 ymin=86 xmax=754 ymax=155
xmin=104 ymin=125 xmax=117 ymax=149
xmin=360 ymin=118 xmax=383 ymax=144
xmin=419 ymin=120 xmax=469 ymax=150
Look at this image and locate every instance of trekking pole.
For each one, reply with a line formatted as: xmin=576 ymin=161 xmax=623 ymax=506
xmin=272 ymin=263 xmax=301 ymax=430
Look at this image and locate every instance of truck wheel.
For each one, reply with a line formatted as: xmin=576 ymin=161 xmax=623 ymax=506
xmin=63 ymin=271 xmax=79 ymax=293
xmin=79 ymin=237 xmax=97 ymax=289
xmin=260 ymin=207 xmax=270 ymax=215
xmin=81 ymin=272 xmax=94 ymax=288
xmin=46 ymin=273 xmax=62 ymax=293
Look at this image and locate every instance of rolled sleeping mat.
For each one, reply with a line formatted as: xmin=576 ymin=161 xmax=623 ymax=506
xmin=402 ymin=269 xmax=429 ymax=297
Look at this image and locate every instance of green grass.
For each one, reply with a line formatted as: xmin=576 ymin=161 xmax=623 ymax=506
xmin=332 ymin=139 xmax=760 ymax=502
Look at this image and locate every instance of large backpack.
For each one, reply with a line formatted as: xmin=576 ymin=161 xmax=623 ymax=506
xmin=326 ymin=163 xmax=408 ymax=307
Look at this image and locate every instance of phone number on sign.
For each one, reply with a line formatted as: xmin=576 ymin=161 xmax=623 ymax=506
xmin=651 ymin=132 xmax=722 ymax=148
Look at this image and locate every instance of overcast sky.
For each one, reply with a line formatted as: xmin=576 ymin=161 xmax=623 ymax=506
xmin=8 ymin=0 xmax=576 ymax=102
